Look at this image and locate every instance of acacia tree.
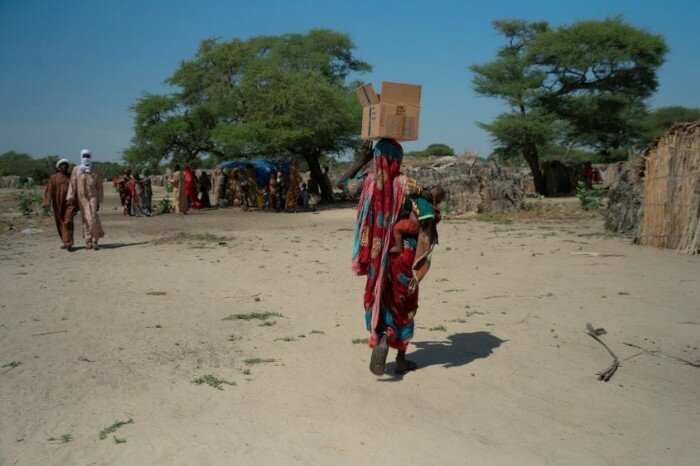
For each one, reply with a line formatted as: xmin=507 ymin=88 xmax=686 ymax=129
xmin=124 ymin=30 xmax=370 ymax=199
xmin=471 ymin=18 xmax=667 ymax=193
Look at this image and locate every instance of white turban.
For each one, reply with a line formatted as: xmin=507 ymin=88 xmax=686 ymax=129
xmin=55 ymin=158 xmax=70 ymax=169
xmin=79 ymin=149 xmax=92 ymax=173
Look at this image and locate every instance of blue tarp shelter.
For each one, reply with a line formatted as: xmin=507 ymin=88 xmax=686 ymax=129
xmin=218 ymin=158 xmax=290 ymax=188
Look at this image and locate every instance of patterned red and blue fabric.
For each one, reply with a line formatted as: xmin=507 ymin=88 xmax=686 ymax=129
xmin=351 ymin=139 xmax=406 ymax=348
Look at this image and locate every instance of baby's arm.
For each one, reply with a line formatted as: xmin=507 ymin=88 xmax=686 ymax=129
xmin=390 ymin=230 xmax=403 ymax=254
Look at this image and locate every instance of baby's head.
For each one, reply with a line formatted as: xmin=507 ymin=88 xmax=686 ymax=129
xmin=430 ymin=186 xmax=445 ymax=204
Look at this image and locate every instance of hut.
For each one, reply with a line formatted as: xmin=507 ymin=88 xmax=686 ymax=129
xmin=1 ymin=176 xmax=21 ymax=189
xmin=604 ymin=121 xmax=700 ymax=254
xmin=541 ymin=160 xmax=585 ymax=196
xmin=638 ymin=121 xmax=700 ymax=254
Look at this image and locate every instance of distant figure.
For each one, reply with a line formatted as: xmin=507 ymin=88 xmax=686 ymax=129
xmin=231 ymin=170 xmax=248 ymax=209
xmin=169 ymin=164 xmax=188 ymax=214
xmin=267 ymin=173 xmax=278 ymax=210
xmin=275 ymin=167 xmax=286 ymax=212
xmin=118 ymin=170 xmax=132 ymax=216
xmin=299 ymin=182 xmax=310 ymax=210
xmin=41 ymin=158 xmax=76 ymax=250
xmin=127 ymin=172 xmax=150 ymax=217
xmin=199 ymin=171 xmax=211 ymax=208
xmin=142 ymin=171 xmax=153 ymax=212
xmin=245 ymin=164 xmax=258 ymax=209
xmin=583 ymin=161 xmax=601 ymax=189
xmin=67 ymin=149 xmax=104 ymax=250
xmin=286 ymin=162 xmax=301 ymax=212
xmin=184 ymin=166 xmax=200 ymax=209
xmin=210 ymin=168 xmax=223 ymax=205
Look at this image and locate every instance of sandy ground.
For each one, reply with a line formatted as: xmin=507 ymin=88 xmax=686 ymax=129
xmin=0 ymin=185 xmax=698 ymax=465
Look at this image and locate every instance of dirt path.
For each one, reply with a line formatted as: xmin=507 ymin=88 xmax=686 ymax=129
xmin=1 ymin=187 xmax=698 ymax=465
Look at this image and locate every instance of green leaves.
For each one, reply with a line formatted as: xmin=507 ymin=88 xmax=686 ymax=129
xmin=125 ymin=29 xmax=369 ymax=168
xmin=471 ymin=17 xmax=669 ymax=181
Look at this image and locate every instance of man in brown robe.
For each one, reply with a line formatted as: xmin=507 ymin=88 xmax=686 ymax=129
xmin=41 ymin=158 xmax=76 ymax=249
xmin=67 ymin=149 xmax=104 ymax=250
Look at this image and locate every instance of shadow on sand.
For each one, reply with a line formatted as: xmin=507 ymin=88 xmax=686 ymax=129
xmin=72 ymin=241 xmax=150 ymax=251
xmin=381 ymin=331 xmax=506 ymax=380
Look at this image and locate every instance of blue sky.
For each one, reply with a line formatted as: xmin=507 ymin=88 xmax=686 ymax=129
xmin=1 ymin=0 xmax=698 ymax=163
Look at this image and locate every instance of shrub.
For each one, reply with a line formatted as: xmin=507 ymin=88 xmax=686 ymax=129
xmin=156 ymin=197 xmax=171 ymax=214
xmin=577 ymin=182 xmax=605 ymax=211
xmin=17 ymin=187 xmax=42 ymax=215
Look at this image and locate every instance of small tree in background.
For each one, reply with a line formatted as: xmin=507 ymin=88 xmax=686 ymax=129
xmin=405 ymin=143 xmax=456 ymax=157
xmin=638 ymin=106 xmax=700 ymax=148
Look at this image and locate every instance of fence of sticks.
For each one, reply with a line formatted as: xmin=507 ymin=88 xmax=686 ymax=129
xmin=639 ymin=121 xmax=700 ymax=254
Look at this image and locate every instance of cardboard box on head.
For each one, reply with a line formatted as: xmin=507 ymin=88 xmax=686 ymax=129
xmin=355 ymin=81 xmax=421 ymax=141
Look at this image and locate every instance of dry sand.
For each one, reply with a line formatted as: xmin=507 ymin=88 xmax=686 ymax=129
xmin=0 ymin=186 xmax=698 ymax=465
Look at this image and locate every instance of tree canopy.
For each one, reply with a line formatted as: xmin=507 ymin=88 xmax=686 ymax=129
xmin=0 ymin=151 xmax=126 ymax=182
xmin=471 ymin=17 xmax=668 ymax=193
xmin=638 ymin=106 xmax=700 ymax=147
xmin=0 ymin=152 xmax=60 ymax=182
xmin=124 ymin=29 xmax=370 ymax=198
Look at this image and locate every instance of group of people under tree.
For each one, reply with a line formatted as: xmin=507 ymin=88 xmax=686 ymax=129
xmin=168 ymin=161 xmax=330 ymax=214
xmin=114 ymin=169 xmax=153 ymax=217
xmin=42 ymin=150 xmax=104 ymax=251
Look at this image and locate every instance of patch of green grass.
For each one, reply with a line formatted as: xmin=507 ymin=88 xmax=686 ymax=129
xmin=465 ymin=311 xmax=484 ymax=317
xmin=78 ymin=356 xmax=93 ymax=362
xmin=352 ymin=338 xmax=368 ymax=345
xmin=275 ymin=336 xmax=297 ymax=342
xmin=435 ymin=278 xmax=449 ymax=282
xmin=2 ymin=361 xmax=21 ymax=368
xmin=228 ymin=334 xmax=239 ymax=341
xmin=259 ymin=321 xmax=277 ymax=327
xmin=242 ymin=368 xmax=251 ymax=375
xmin=48 ymin=434 xmax=73 ymax=443
xmin=114 ymin=437 xmax=127 ymax=444
xmin=243 ymin=358 xmax=276 ymax=365
xmin=98 ymin=418 xmax=133 ymax=440
xmin=192 ymin=374 xmax=236 ymax=390
xmin=618 ymin=291 xmax=630 ymax=296
xmin=223 ymin=312 xmax=283 ymax=321
xmin=309 ymin=329 xmax=325 ymax=335
xmin=429 ymin=325 xmax=447 ymax=332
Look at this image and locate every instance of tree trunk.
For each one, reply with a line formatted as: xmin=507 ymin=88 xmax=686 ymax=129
xmin=303 ymin=150 xmax=332 ymax=203
xmin=523 ymin=142 xmax=546 ymax=195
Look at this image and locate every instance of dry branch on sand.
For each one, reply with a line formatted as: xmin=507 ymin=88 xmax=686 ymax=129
xmin=586 ymin=323 xmax=619 ymax=382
